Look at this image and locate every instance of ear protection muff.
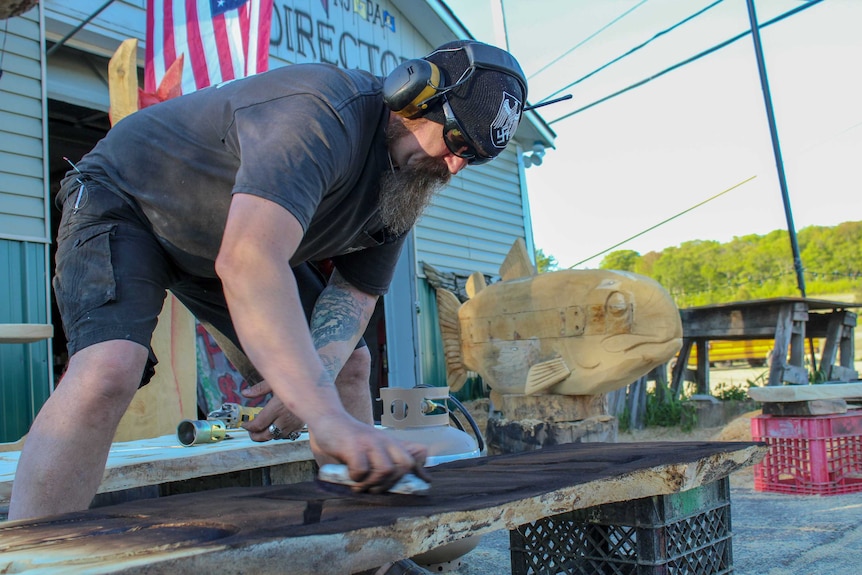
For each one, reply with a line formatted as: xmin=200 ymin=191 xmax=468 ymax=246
xmin=382 ymin=58 xmax=442 ymax=119
xmin=383 ymin=42 xmax=528 ymax=121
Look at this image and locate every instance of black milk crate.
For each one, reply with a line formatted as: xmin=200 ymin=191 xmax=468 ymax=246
xmin=510 ymin=478 xmax=732 ymax=575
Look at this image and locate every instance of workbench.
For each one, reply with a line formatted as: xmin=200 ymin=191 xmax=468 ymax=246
xmin=0 ymin=441 xmax=764 ymax=574
xmin=0 ymin=431 xmax=315 ymax=516
xmin=671 ymin=297 xmax=859 ymax=397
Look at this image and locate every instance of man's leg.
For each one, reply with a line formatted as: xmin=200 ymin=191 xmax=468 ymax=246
xmin=335 ymin=346 xmax=374 ymax=425
xmin=8 ymin=340 xmax=148 ymax=520
xmin=10 ymin=178 xmax=170 ymax=521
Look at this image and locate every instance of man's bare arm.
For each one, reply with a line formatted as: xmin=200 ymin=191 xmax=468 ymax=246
xmin=217 ymin=193 xmax=424 ymax=488
xmin=311 ymin=269 xmax=378 ymax=381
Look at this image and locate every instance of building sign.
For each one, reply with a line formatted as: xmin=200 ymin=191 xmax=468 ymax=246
xmin=270 ymin=0 xmax=418 ymax=75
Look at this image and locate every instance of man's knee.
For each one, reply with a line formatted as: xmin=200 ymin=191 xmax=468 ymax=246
xmin=337 ymin=347 xmax=371 ymax=385
xmin=62 ymin=340 xmax=150 ymax=402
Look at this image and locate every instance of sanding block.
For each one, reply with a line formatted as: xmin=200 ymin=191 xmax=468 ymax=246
xmin=318 ymin=463 xmax=430 ymax=495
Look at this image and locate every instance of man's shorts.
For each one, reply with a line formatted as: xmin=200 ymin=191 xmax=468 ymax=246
xmin=53 ymin=177 xmax=365 ymax=388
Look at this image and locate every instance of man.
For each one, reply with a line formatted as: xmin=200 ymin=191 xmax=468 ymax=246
xmin=9 ymin=39 xmax=527 ymax=541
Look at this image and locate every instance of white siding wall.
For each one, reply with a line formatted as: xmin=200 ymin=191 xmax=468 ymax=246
xmin=0 ymin=8 xmax=46 ymax=242
xmin=415 ymin=147 xmax=526 ymax=277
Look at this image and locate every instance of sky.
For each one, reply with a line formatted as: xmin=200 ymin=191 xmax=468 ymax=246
xmin=443 ymin=0 xmax=862 ymax=269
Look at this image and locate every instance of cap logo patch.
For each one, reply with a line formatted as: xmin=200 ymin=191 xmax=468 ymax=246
xmin=490 ymin=91 xmax=522 ymax=149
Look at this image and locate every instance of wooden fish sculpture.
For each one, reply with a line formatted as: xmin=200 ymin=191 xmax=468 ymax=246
xmin=436 ymin=261 xmax=682 ymax=397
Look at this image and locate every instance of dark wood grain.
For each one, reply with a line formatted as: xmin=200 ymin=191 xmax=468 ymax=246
xmin=0 ymin=441 xmax=764 ymax=575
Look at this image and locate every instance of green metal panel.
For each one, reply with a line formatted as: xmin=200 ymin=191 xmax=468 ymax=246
xmin=0 ymin=239 xmax=51 ymax=443
xmin=417 ymin=277 xmax=486 ymax=401
xmin=418 ymin=278 xmax=446 ymax=389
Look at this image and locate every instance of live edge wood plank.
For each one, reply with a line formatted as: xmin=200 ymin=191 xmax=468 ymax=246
xmin=0 ymin=441 xmax=764 ymax=575
xmin=748 ymin=383 xmax=862 ymax=403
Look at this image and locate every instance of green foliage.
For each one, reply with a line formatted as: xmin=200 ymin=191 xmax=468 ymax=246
xmin=535 ymin=248 xmax=558 ymax=273
xmin=597 ymin=221 xmax=862 ymax=307
xmin=645 ymin=389 xmax=698 ymax=432
xmin=809 ymin=369 xmax=828 ymax=384
xmin=600 ymin=249 xmax=640 ymax=272
xmin=619 ymin=390 xmax=697 ymax=433
xmin=746 ymin=371 xmax=769 ymax=387
xmin=713 ymin=381 xmax=751 ymax=402
xmin=618 ymin=405 xmax=631 ymax=433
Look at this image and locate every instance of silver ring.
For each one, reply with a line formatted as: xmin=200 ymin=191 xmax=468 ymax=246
xmin=268 ymin=423 xmax=283 ymax=440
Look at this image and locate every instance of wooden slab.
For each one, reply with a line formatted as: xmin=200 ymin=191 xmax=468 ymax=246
xmin=0 ymin=442 xmax=764 ymax=575
xmin=762 ymin=399 xmax=848 ymax=417
xmin=748 ymin=383 xmax=862 ymax=403
xmin=0 ymin=324 xmax=52 ymax=344
xmin=0 ymin=432 xmax=312 ymax=509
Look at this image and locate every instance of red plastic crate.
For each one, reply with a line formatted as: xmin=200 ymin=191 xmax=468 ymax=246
xmin=751 ymin=411 xmax=862 ymax=495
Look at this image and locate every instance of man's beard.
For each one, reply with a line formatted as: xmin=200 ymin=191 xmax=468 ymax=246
xmin=378 ymin=122 xmax=452 ymax=235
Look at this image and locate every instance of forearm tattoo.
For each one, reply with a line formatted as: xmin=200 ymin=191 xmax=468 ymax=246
xmin=310 ymin=273 xmax=372 ymax=380
xmin=311 ymin=287 xmax=361 ymax=347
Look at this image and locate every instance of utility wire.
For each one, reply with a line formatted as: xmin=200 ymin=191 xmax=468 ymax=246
xmin=528 ymin=0 xmax=650 ymax=81
xmin=539 ymin=0 xmax=724 ymax=105
xmin=568 ymin=175 xmax=757 ymax=268
xmin=550 ymin=0 xmax=824 ymax=125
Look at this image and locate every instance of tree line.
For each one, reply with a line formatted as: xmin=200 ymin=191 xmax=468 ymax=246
xmin=586 ymin=221 xmax=862 ymax=308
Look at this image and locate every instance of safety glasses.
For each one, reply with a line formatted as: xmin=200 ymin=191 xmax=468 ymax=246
xmin=441 ymin=97 xmax=491 ymax=166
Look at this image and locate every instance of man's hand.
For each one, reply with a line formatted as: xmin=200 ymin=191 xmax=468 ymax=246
xmin=240 ymin=381 xmax=305 ymax=442
xmin=309 ymin=416 xmax=430 ymax=494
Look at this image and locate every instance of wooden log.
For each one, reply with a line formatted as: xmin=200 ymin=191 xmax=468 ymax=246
xmin=486 ymin=415 xmax=617 ymax=454
xmin=761 ymin=399 xmax=847 ymax=417
xmin=496 ymin=393 xmax=607 ymax=423
xmin=748 ymin=382 xmax=862 ymax=403
xmin=0 ymin=441 xmax=764 ymax=575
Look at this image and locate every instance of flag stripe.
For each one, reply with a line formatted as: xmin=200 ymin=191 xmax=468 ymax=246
xmin=212 ymin=13 xmax=236 ymax=83
xmin=184 ymin=0 xmax=208 ymax=91
xmin=144 ymin=0 xmax=156 ymax=93
xmin=250 ymin=0 xmax=270 ymax=75
xmin=146 ymin=0 xmax=272 ymax=96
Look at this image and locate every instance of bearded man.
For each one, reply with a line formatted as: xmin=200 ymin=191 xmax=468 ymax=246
xmin=10 ymin=41 xmax=527 ymax=567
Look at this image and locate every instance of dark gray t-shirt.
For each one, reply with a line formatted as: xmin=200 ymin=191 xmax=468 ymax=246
xmin=74 ymin=63 xmax=403 ymax=295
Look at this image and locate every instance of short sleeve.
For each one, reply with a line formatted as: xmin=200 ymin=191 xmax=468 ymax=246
xmin=331 ymin=233 xmax=408 ymax=295
xmin=226 ymin=95 xmax=351 ymax=231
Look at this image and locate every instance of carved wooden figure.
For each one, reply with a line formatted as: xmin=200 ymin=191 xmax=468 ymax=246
xmin=437 ymin=241 xmax=682 ymax=397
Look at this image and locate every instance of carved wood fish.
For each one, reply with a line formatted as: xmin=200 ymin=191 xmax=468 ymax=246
xmin=436 ymin=242 xmax=682 ymax=397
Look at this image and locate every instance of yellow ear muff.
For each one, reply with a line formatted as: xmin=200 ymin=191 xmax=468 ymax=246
xmin=383 ymin=59 xmax=442 ymax=118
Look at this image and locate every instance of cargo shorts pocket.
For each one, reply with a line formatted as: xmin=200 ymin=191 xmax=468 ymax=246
xmin=53 ymin=222 xmax=118 ymax=324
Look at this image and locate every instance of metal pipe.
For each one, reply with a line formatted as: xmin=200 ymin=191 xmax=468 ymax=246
xmin=746 ymin=0 xmax=817 ymax=372
xmin=745 ymin=0 xmax=806 ymax=298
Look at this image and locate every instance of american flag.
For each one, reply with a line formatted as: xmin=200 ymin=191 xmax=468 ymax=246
xmin=145 ymin=0 xmax=273 ymax=95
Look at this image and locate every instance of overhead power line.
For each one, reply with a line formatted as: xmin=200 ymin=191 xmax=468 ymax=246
xmin=549 ymin=0 xmax=825 ymax=125
xmin=568 ymin=175 xmax=757 ymax=268
xmin=539 ymin=0 xmax=725 ymax=105
xmin=528 ymin=0 xmax=650 ymax=82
